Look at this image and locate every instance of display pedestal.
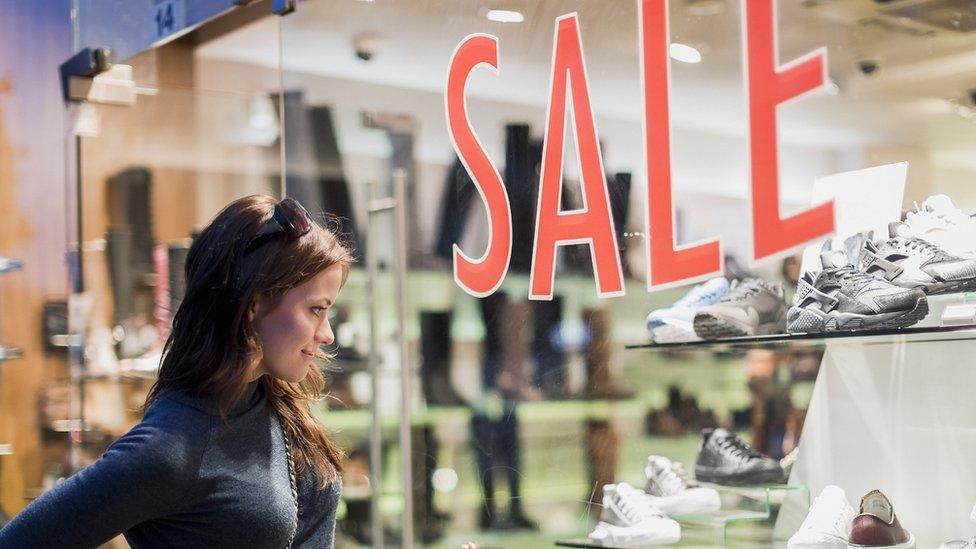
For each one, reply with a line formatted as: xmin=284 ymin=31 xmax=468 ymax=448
xmin=555 ymin=483 xmax=808 ymax=547
xmin=682 ymin=483 xmax=807 ymax=544
xmin=778 ymin=338 xmax=976 ymax=547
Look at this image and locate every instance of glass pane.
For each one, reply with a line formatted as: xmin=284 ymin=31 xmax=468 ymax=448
xmin=73 ymin=0 xmax=236 ymax=63
xmin=275 ymin=1 xmax=976 ymax=547
xmin=65 ymin=13 xmax=282 ymax=546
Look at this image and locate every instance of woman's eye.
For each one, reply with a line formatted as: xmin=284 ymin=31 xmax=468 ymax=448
xmin=311 ymin=307 xmax=325 ymax=316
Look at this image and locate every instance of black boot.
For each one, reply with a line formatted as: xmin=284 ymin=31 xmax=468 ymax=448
xmin=471 ymin=413 xmax=497 ymax=530
xmin=532 ymin=297 xmax=566 ymax=399
xmin=420 ymin=311 xmax=463 ymax=406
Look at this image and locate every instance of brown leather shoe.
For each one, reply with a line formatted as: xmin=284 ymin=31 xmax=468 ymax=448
xmin=848 ymin=490 xmax=915 ymax=548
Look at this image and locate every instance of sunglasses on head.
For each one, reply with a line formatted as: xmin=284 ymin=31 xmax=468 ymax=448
xmin=244 ymin=198 xmax=313 ymax=255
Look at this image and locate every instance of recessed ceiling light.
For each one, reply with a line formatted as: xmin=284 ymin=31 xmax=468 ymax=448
xmin=486 ymin=9 xmax=524 ymax=23
xmin=686 ymin=0 xmax=726 ymax=16
xmin=669 ymin=43 xmax=702 ymax=64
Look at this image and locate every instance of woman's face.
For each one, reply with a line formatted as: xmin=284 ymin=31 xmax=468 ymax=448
xmin=251 ymin=264 xmax=345 ymax=383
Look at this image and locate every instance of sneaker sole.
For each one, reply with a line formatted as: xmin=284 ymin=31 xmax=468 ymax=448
xmin=789 ymin=535 xmax=847 ymax=549
xmin=589 ymin=521 xmax=682 ymax=547
xmin=894 ymin=277 xmax=976 ymax=296
xmin=787 ymin=295 xmax=929 ymax=333
xmin=848 ymin=533 xmax=915 ymax=549
xmin=693 ymin=313 xmax=783 ymax=340
xmin=645 ymin=490 xmax=721 ymax=516
xmin=651 ymin=321 xmax=701 ymax=344
xmin=694 ymin=464 xmax=785 ymax=486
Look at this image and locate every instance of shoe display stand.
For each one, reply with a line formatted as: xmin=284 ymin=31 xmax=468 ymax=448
xmin=628 ymin=322 xmax=976 ymax=353
xmin=631 ymin=292 xmax=976 ymax=353
xmin=774 ymin=336 xmax=976 ymax=547
xmin=554 ymin=483 xmax=808 ymax=548
xmin=631 ymin=326 xmax=976 ymax=547
xmin=680 ymin=483 xmax=808 ymax=543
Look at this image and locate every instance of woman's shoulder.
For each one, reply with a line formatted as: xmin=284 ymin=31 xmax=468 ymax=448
xmin=143 ymin=391 xmax=222 ymax=431
xmin=106 ymin=393 xmax=217 ymax=472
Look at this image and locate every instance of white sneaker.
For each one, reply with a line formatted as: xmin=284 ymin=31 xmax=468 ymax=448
xmin=904 ymin=195 xmax=976 ymax=258
xmin=939 ymin=503 xmax=976 ymax=549
xmin=588 ymin=483 xmax=681 ymax=546
xmin=939 ymin=539 xmax=976 ymax=549
xmin=644 ymin=455 xmax=721 ymax=516
xmin=855 ymin=222 xmax=976 ymax=295
xmin=788 ymin=485 xmax=854 ymax=549
xmin=646 ymin=278 xmax=730 ymax=343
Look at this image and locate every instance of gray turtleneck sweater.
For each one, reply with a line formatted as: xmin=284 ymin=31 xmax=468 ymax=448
xmin=0 ymin=381 xmax=341 ymax=548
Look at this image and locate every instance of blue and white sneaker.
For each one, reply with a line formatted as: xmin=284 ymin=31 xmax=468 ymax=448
xmin=646 ymin=277 xmax=730 ymax=343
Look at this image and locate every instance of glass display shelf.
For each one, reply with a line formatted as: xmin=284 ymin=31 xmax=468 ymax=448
xmin=628 ymin=323 xmax=976 ymax=353
xmin=633 ymin=293 xmax=976 ymax=352
xmin=555 ymin=483 xmax=808 ymax=548
xmin=314 ymin=397 xmax=657 ymax=432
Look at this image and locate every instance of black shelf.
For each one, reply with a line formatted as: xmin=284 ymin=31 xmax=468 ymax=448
xmin=627 ymin=323 xmax=976 ymax=352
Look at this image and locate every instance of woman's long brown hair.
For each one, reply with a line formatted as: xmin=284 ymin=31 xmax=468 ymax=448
xmin=143 ymin=194 xmax=351 ymax=487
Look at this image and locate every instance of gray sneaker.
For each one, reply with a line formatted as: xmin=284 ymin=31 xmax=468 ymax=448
xmin=787 ymin=244 xmax=928 ymax=333
xmin=693 ymin=278 xmax=786 ymax=339
xmin=853 ymin=222 xmax=976 ymax=295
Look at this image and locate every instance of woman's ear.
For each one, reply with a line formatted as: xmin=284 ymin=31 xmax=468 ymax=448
xmin=249 ymin=296 xmax=263 ymax=323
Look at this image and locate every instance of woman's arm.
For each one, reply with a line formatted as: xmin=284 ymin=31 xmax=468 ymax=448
xmin=0 ymin=404 xmax=201 ymax=547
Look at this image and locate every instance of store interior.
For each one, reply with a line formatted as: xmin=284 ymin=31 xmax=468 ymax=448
xmin=36 ymin=0 xmax=976 ymax=547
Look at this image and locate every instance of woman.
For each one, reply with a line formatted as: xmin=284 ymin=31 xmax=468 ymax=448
xmin=0 ymin=195 xmax=351 ymax=548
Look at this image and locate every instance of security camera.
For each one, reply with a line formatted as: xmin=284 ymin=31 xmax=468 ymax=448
xmin=353 ymin=33 xmax=381 ymax=62
xmin=857 ymin=59 xmax=879 ymax=76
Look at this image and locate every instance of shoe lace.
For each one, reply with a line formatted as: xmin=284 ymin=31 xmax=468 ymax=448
xmin=898 ymin=237 xmax=941 ymax=256
xmin=835 ymin=265 xmax=876 ymax=289
xmin=613 ymin=488 xmax=660 ymax=524
xmin=717 ymin=435 xmax=765 ymax=461
xmin=725 ymin=279 xmax=766 ymax=302
xmin=654 ymin=463 xmax=687 ymax=496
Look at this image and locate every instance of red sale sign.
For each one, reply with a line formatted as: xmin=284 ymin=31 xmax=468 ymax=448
xmin=445 ymin=0 xmax=835 ymax=299
xmin=444 ymin=34 xmax=512 ymax=297
xmin=531 ymin=15 xmax=625 ymax=300
xmin=742 ymin=0 xmax=833 ymax=262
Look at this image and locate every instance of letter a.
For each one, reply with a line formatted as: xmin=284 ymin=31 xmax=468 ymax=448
xmin=529 ymin=13 xmax=624 ymax=300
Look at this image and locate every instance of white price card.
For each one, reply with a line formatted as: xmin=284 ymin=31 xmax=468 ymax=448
xmin=799 ymin=161 xmax=908 ymax=276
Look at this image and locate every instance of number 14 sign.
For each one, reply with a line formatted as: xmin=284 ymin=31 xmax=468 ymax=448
xmin=445 ymin=0 xmax=834 ymax=299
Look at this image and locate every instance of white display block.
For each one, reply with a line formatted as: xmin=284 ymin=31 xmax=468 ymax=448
xmin=779 ymin=338 xmax=976 ymax=546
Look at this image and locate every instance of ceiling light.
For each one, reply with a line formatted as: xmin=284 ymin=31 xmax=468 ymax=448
xmin=669 ymin=43 xmax=702 ymax=64
xmin=486 ymin=9 xmax=524 ymax=23
xmin=686 ymin=0 xmax=726 ymax=16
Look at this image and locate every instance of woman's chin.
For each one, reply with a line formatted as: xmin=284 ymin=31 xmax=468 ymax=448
xmin=266 ymin=368 xmax=309 ymax=384
xmin=287 ymin=369 xmax=310 ymax=384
